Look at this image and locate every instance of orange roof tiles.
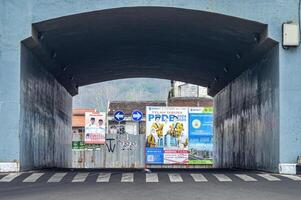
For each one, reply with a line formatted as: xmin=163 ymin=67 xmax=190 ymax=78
xmin=72 ymin=108 xmax=96 ymax=127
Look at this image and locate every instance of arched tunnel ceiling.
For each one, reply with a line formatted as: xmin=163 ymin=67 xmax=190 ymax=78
xmin=22 ymin=7 xmax=277 ymax=96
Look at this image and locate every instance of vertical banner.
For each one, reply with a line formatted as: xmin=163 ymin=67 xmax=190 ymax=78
xmin=146 ymin=106 xmax=189 ymax=164
xmin=85 ymin=112 xmax=106 ymax=144
xmin=188 ymin=107 xmax=213 ymax=164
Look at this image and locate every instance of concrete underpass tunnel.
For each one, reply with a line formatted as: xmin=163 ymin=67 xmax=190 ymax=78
xmin=20 ymin=7 xmax=279 ymax=172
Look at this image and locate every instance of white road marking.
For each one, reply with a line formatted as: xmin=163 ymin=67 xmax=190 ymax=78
xmin=23 ymin=173 xmax=44 ymax=182
xmin=235 ymin=174 xmax=257 ymax=181
xmin=257 ymin=174 xmax=280 ymax=181
xmin=47 ymin=173 xmax=67 ymax=183
xmin=168 ymin=173 xmax=183 ymax=182
xmin=190 ymin=173 xmax=208 ymax=182
xmin=146 ymin=173 xmax=159 ymax=183
xmin=97 ymin=173 xmax=111 ymax=182
xmin=72 ymin=173 xmax=89 ymax=182
xmin=0 ymin=173 xmax=22 ymax=182
xmin=280 ymin=174 xmax=301 ymax=181
xmin=121 ymin=173 xmax=134 ymax=182
xmin=213 ymin=174 xmax=232 ymax=182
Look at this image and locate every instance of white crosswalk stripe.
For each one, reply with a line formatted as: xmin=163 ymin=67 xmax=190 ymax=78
xmin=121 ymin=173 xmax=134 ymax=182
xmin=280 ymin=174 xmax=301 ymax=181
xmin=97 ymin=173 xmax=111 ymax=182
xmin=235 ymin=174 xmax=257 ymax=181
xmin=72 ymin=173 xmax=89 ymax=182
xmin=47 ymin=173 xmax=67 ymax=183
xmin=190 ymin=173 xmax=208 ymax=182
xmin=0 ymin=173 xmax=22 ymax=182
xmin=4 ymin=172 xmax=301 ymax=183
xmin=23 ymin=173 xmax=44 ymax=182
xmin=146 ymin=173 xmax=159 ymax=183
xmin=213 ymin=174 xmax=232 ymax=182
xmin=168 ymin=173 xmax=183 ymax=182
xmin=257 ymin=174 xmax=280 ymax=181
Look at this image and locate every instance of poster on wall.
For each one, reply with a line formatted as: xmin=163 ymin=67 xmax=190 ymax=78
xmin=146 ymin=106 xmax=189 ymax=164
xmin=84 ymin=112 xmax=106 ymax=144
xmin=188 ymin=107 xmax=213 ymax=164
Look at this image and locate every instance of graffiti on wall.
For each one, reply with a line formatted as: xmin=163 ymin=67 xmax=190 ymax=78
xmin=109 ymin=125 xmax=126 ymax=134
xmin=105 ymin=138 xmax=116 ymax=153
xmin=117 ymin=138 xmax=137 ymax=150
xmin=105 ymin=135 xmax=137 ymax=152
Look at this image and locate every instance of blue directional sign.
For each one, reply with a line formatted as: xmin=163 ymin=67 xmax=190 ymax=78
xmin=132 ymin=110 xmax=143 ymax=121
xmin=114 ymin=110 xmax=125 ymax=122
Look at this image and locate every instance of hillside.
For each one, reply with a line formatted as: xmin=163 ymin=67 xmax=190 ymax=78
xmin=72 ymin=78 xmax=171 ymax=112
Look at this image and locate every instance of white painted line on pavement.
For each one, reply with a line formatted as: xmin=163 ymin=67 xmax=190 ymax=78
xmin=190 ymin=173 xmax=208 ymax=182
xmin=47 ymin=172 xmax=67 ymax=183
xmin=23 ymin=173 xmax=44 ymax=182
xmin=257 ymin=174 xmax=280 ymax=181
xmin=168 ymin=173 xmax=183 ymax=183
xmin=213 ymin=174 xmax=232 ymax=182
xmin=146 ymin=173 xmax=159 ymax=183
xmin=72 ymin=173 xmax=89 ymax=182
xmin=121 ymin=173 xmax=134 ymax=182
xmin=97 ymin=173 xmax=111 ymax=182
xmin=235 ymin=174 xmax=257 ymax=181
xmin=0 ymin=173 xmax=22 ymax=182
xmin=280 ymin=174 xmax=301 ymax=181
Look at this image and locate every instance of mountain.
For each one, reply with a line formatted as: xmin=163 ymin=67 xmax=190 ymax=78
xmin=72 ymin=78 xmax=171 ymax=112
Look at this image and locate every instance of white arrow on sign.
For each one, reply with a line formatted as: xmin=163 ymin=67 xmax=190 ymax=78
xmin=115 ymin=112 xmax=124 ymax=120
xmin=133 ymin=112 xmax=141 ymax=119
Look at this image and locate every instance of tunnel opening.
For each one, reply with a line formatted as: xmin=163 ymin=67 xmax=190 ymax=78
xmin=20 ymin=7 xmax=279 ymax=172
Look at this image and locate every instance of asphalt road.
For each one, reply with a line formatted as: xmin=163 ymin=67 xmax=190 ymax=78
xmin=0 ymin=169 xmax=301 ymax=200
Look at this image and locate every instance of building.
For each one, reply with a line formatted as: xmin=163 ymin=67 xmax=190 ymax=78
xmin=72 ymin=108 xmax=97 ymax=149
xmin=169 ymin=81 xmax=212 ymax=98
xmin=168 ymin=81 xmax=213 ymax=108
xmin=107 ymin=101 xmax=166 ymax=135
xmin=72 ymin=109 xmax=96 ymax=132
xmin=168 ymin=97 xmax=213 ymax=107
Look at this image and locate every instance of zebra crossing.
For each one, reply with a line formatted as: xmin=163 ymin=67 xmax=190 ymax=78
xmin=23 ymin=173 xmax=44 ymax=183
xmin=47 ymin=172 xmax=67 ymax=183
xmin=213 ymin=173 xmax=232 ymax=182
xmin=0 ymin=172 xmax=301 ymax=184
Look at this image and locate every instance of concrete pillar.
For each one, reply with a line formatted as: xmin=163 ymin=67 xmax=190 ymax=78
xmin=0 ymin=0 xmax=31 ymax=172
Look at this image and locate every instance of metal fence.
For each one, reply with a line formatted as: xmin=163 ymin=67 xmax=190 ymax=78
xmin=72 ymin=133 xmax=145 ymax=168
xmin=72 ymin=132 xmax=212 ymax=169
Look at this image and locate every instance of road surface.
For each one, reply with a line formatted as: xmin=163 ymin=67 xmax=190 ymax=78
xmin=0 ymin=169 xmax=300 ymax=200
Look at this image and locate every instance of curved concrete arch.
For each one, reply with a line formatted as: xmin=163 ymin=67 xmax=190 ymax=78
xmin=23 ymin=7 xmax=276 ymax=96
xmin=28 ymin=0 xmax=299 ymax=41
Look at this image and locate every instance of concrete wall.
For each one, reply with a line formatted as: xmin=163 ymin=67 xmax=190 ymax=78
xmin=1 ymin=0 xmax=301 ymax=171
xmin=214 ymin=46 xmax=279 ymax=172
xmin=20 ymin=44 xmax=72 ymax=170
xmin=0 ymin=0 xmax=32 ymax=171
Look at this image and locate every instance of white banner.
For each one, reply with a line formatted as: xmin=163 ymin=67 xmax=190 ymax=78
xmin=85 ymin=112 xmax=106 ymax=144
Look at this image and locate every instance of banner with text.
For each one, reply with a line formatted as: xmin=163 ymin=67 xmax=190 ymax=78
xmin=188 ymin=107 xmax=213 ymax=164
xmin=85 ymin=112 xmax=106 ymax=144
xmin=146 ymin=106 xmax=189 ymax=164
xmin=146 ymin=106 xmax=213 ymax=165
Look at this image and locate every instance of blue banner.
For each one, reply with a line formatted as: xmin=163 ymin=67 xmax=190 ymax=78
xmin=188 ymin=110 xmax=213 ymax=164
xmin=145 ymin=147 xmax=164 ymax=164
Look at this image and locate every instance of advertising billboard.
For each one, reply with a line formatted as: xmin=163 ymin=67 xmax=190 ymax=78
xmin=85 ymin=112 xmax=106 ymax=144
xmin=146 ymin=106 xmax=213 ymax=165
xmin=146 ymin=106 xmax=189 ymax=164
xmin=188 ymin=107 xmax=213 ymax=164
